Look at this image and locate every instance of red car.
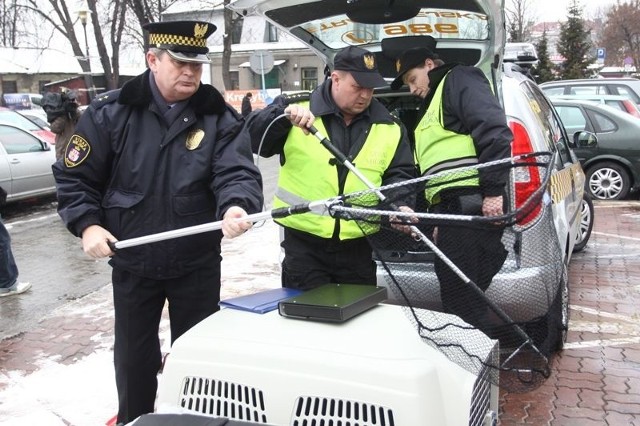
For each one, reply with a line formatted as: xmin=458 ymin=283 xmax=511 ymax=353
xmin=0 ymin=107 xmax=56 ymax=145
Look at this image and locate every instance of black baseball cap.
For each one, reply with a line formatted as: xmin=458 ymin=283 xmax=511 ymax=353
xmin=390 ymin=47 xmax=439 ymax=90
xmin=144 ymin=20 xmax=216 ymax=64
xmin=334 ymin=46 xmax=387 ymax=88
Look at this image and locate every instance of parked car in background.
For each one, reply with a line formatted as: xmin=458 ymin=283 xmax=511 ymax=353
xmin=504 ymin=42 xmax=538 ymax=69
xmin=0 ymin=107 xmax=55 ymax=145
xmin=0 ymin=124 xmax=57 ymax=204
xmin=551 ymin=98 xmax=640 ymax=200
xmin=1 ymin=93 xmax=43 ymax=110
xmin=540 ymin=78 xmax=640 ymax=108
xmin=18 ymin=109 xmax=51 ymax=130
xmin=547 ymin=93 xmax=640 ymax=118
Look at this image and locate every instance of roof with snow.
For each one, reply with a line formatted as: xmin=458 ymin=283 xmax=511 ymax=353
xmin=0 ymin=47 xmax=84 ymax=74
xmin=0 ymin=47 xmax=146 ymax=76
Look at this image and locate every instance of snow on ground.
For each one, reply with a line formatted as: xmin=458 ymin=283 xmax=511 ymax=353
xmin=0 ymin=219 xmax=281 ymax=425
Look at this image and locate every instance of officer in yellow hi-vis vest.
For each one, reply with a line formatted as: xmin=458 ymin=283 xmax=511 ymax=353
xmin=247 ymin=46 xmax=415 ymax=290
xmin=391 ymin=42 xmax=512 ymax=336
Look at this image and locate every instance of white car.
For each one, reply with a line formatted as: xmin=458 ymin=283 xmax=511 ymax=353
xmin=1 ymin=93 xmax=43 ymax=110
xmin=155 ymin=1 xmax=594 ymax=425
xmin=539 ymin=78 xmax=640 ymax=108
xmin=503 ymin=42 xmax=538 ymax=69
xmin=18 ymin=108 xmax=51 ymax=130
xmin=0 ymin=124 xmax=57 ymax=204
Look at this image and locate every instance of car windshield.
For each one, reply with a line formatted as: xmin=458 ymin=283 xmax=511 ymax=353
xmin=297 ymin=8 xmax=490 ymax=49
xmin=0 ymin=110 xmax=40 ymax=132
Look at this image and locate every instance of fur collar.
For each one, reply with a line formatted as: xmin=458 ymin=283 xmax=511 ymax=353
xmin=118 ymin=69 xmax=227 ymax=115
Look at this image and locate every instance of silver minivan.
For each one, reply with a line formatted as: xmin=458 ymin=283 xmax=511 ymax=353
xmin=220 ymin=0 xmax=593 ymax=338
xmin=155 ymin=1 xmax=594 ymax=425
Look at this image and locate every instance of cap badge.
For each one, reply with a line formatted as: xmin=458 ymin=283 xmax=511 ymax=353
xmin=186 ymin=129 xmax=205 ymax=150
xmin=194 ymin=23 xmax=208 ymax=39
xmin=363 ymin=54 xmax=375 ymax=70
xmin=396 ymin=59 xmax=401 ymax=72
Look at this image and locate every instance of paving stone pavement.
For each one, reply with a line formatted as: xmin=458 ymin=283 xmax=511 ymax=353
xmin=1 ymin=202 xmax=640 ymax=425
xmin=499 ymin=201 xmax=640 ymax=425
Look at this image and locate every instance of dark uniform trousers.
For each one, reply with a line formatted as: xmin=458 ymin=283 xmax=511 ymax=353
xmin=280 ymin=228 xmax=376 ymax=290
xmin=112 ymin=262 xmax=221 ymax=423
xmin=431 ymin=188 xmax=508 ymax=334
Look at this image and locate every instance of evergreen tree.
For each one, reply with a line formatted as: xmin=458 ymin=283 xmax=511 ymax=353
xmin=534 ymin=29 xmax=556 ymax=82
xmin=556 ymin=0 xmax=594 ymax=79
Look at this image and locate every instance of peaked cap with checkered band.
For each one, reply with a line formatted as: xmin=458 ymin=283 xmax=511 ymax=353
xmin=143 ymin=20 xmax=216 ymax=64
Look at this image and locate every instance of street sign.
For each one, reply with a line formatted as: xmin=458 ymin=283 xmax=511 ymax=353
xmin=249 ymin=50 xmax=274 ymax=94
xmin=596 ymin=48 xmax=606 ymax=64
xmin=249 ymin=50 xmax=274 ymax=75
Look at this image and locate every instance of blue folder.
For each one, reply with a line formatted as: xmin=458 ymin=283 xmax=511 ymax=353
xmin=219 ymin=287 xmax=303 ymax=314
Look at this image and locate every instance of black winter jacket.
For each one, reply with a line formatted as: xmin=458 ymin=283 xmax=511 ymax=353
xmin=53 ymin=70 xmax=264 ymax=279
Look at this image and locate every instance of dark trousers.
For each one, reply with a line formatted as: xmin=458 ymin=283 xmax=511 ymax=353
xmin=281 ymin=228 xmax=376 ymax=290
xmin=112 ymin=263 xmax=221 ymax=424
xmin=0 ymin=219 xmax=18 ymax=289
xmin=432 ymin=190 xmax=508 ymax=331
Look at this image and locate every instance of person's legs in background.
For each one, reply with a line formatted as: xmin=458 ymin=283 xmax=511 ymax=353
xmin=281 ymin=229 xmax=376 ymax=289
xmin=0 ymin=219 xmax=30 ymax=297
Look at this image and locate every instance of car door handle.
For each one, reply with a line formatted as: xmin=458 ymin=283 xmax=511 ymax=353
xmin=9 ymin=158 xmax=20 ymax=164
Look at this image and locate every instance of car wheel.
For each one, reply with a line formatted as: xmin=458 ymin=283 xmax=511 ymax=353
xmin=573 ymin=194 xmax=593 ymax=253
xmin=586 ymin=161 xmax=630 ymax=200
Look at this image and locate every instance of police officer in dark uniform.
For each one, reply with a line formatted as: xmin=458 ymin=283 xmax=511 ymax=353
xmin=52 ymin=20 xmax=263 ymax=424
xmin=246 ymin=46 xmax=415 ymax=290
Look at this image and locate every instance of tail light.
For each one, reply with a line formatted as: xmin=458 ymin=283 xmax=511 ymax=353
xmin=622 ymin=100 xmax=640 ymax=118
xmin=509 ymin=120 xmax=542 ymax=227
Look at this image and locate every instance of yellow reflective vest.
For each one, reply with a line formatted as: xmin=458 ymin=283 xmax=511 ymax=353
xmin=274 ymin=107 xmax=402 ymax=240
xmin=415 ymin=72 xmax=480 ymax=204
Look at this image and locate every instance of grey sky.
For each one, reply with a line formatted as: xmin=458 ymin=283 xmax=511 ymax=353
xmin=523 ymin=0 xmax=616 ymax=22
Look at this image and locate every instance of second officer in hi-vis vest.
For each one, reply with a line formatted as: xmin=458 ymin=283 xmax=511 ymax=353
xmin=247 ymin=46 xmax=415 ymax=290
xmin=391 ymin=41 xmax=513 ymax=336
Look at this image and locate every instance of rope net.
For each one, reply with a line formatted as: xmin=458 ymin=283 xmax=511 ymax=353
xmin=327 ymin=152 xmax=564 ymax=393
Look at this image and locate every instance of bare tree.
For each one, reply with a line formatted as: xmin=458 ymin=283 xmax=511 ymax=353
xmin=0 ymin=0 xmax=19 ymax=46
xmin=8 ymin=0 xmax=243 ymax=93
xmin=127 ymin=0 xmax=185 ymax=51
xmin=222 ymin=0 xmax=243 ymax=90
xmin=600 ymin=0 xmax=640 ymax=69
xmin=11 ymin=0 xmax=192 ymax=96
xmin=505 ymin=0 xmax=536 ymax=42
xmin=89 ymin=0 xmax=127 ymax=91
xmin=15 ymin=0 xmax=127 ymax=92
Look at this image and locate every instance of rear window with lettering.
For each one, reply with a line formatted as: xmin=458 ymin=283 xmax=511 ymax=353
xmin=298 ymin=9 xmax=489 ymax=49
